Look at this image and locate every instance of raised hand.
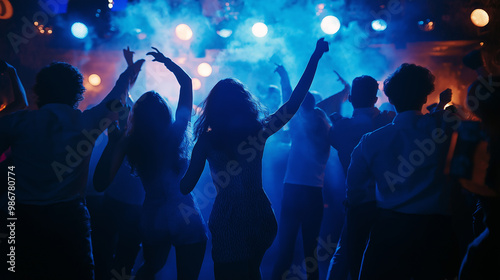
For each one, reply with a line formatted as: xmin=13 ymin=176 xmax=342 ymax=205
xmin=313 ymin=38 xmax=329 ymax=57
xmin=146 ymin=47 xmax=171 ymax=64
xmin=123 ymin=46 xmax=135 ymax=66
xmin=123 ymin=59 xmax=145 ymax=89
xmin=439 ymin=88 xmax=452 ymax=105
xmin=274 ymin=64 xmax=287 ymax=76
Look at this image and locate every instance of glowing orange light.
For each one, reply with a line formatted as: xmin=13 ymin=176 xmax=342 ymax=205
xmin=88 ymin=74 xmax=101 ymax=86
xmin=197 ymin=63 xmax=212 ymax=77
xmin=192 ymin=78 xmax=201 ymax=90
xmin=471 ymin=9 xmax=489 ymax=27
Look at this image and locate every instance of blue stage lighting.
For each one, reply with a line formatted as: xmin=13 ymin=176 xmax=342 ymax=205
xmin=371 ymin=19 xmax=387 ymax=31
xmin=71 ymin=22 xmax=88 ymax=39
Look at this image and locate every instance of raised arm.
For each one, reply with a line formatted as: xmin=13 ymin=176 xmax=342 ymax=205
xmin=93 ymin=122 xmax=128 ymax=192
xmin=275 ymin=64 xmax=293 ymax=104
xmin=180 ymin=134 xmax=208 ymax=195
xmin=316 ymin=70 xmax=350 ymax=115
xmin=147 ymin=47 xmax=192 ymax=129
xmin=101 ymin=59 xmax=144 ymax=108
xmin=0 ymin=61 xmax=28 ymax=117
xmin=263 ymin=38 xmax=329 ymax=136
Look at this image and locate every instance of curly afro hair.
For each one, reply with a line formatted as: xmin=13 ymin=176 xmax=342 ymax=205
xmin=384 ymin=63 xmax=435 ymax=112
xmin=34 ymin=62 xmax=85 ymax=109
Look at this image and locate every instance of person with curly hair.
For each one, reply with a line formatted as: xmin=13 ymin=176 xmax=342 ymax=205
xmin=347 ymin=63 xmax=457 ymax=279
xmin=0 ymin=59 xmax=144 ymax=280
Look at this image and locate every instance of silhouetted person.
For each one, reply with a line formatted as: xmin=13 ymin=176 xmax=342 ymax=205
xmin=94 ymin=48 xmax=208 ymax=280
xmin=457 ymin=75 xmax=500 ymax=279
xmin=348 ymin=64 xmax=456 ymax=279
xmin=0 ymin=60 xmax=143 ymax=279
xmin=181 ymin=38 xmax=329 ymax=280
xmin=271 ymin=65 xmax=331 ymax=280
xmin=327 ymin=75 xmax=395 ymax=280
xmin=0 ymin=60 xmax=28 ymax=279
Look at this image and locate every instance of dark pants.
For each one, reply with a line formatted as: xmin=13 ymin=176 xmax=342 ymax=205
xmin=15 ymin=198 xmax=94 ymax=280
xmin=327 ymin=201 xmax=376 ymax=280
xmin=359 ymin=209 xmax=455 ymax=280
xmin=90 ymin=195 xmax=142 ymax=280
xmin=272 ymin=183 xmax=324 ymax=280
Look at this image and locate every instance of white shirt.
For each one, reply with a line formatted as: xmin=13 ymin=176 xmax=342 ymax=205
xmin=0 ymin=102 xmax=115 ymax=205
xmin=347 ymin=110 xmax=454 ymax=215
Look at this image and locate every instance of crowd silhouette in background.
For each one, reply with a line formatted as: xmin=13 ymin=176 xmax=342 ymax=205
xmin=0 ymin=38 xmax=499 ymax=280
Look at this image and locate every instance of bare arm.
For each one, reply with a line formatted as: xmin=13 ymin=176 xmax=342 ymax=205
xmin=0 ymin=61 xmax=28 ymax=117
xmin=275 ymin=64 xmax=293 ymax=104
xmin=316 ymin=71 xmax=350 ymax=115
xmin=93 ymin=123 xmax=127 ymax=192
xmin=263 ymin=38 xmax=329 ymax=137
xmin=147 ymin=47 xmax=193 ymax=130
xmin=180 ymin=135 xmax=208 ymax=195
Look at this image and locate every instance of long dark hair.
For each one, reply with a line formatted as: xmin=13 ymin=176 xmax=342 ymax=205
xmin=194 ymin=78 xmax=266 ymax=150
xmin=127 ymin=91 xmax=189 ymax=178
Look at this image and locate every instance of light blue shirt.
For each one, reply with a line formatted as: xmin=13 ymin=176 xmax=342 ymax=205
xmin=347 ymin=110 xmax=454 ymax=215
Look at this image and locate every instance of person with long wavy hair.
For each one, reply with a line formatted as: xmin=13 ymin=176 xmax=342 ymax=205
xmin=94 ymin=47 xmax=207 ymax=280
xmin=180 ymin=38 xmax=329 ymax=280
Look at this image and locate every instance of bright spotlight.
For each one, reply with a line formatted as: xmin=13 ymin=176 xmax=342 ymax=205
xmin=175 ymin=24 xmax=193 ymax=41
xmin=371 ymin=19 xmax=387 ymax=31
xmin=192 ymin=78 xmax=201 ymax=90
xmin=197 ymin=63 xmax=212 ymax=77
xmin=217 ymin=29 xmax=233 ymax=38
xmin=71 ymin=22 xmax=88 ymax=39
xmin=321 ymin=16 xmax=341 ymax=35
xmin=471 ymin=9 xmax=489 ymax=27
xmin=88 ymin=74 xmax=101 ymax=86
xmin=252 ymin=22 xmax=268 ymax=38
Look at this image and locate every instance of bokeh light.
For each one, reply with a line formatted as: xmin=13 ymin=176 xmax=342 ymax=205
xmin=217 ymin=29 xmax=233 ymax=38
xmin=71 ymin=22 xmax=88 ymax=39
xmin=470 ymin=9 xmax=489 ymax=27
xmin=197 ymin=63 xmax=212 ymax=77
xmin=192 ymin=78 xmax=201 ymax=90
xmin=175 ymin=24 xmax=193 ymax=40
xmin=88 ymin=74 xmax=101 ymax=86
xmin=371 ymin=19 xmax=387 ymax=31
xmin=321 ymin=16 xmax=341 ymax=35
xmin=252 ymin=22 xmax=268 ymax=38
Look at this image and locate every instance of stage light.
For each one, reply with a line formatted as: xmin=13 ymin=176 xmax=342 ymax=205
xmin=192 ymin=78 xmax=201 ymax=90
xmin=217 ymin=29 xmax=233 ymax=38
xmin=71 ymin=22 xmax=88 ymax=39
xmin=321 ymin=15 xmax=341 ymax=35
xmin=471 ymin=9 xmax=489 ymax=27
xmin=175 ymin=24 xmax=193 ymax=41
xmin=371 ymin=19 xmax=387 ymax=31
xmin=252 ymin=22 xmax=268 ymax=38
xmin=197 ymin=63 xmax=212 ymax=77
xmin=88 ymin=74 xmax=101 ymax=86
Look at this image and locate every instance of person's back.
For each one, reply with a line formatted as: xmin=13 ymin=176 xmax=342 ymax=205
xmin=351 ymin=110 xmax=453 ymax=214
xmin=0 ymin=60 xmax=143 ymax=279
xmin=284 ymin=106 xmax=331 ymax=187
xmin=348 ymin=63 xmax=456 ymax=280
xmin=327 ymin=75 xmax=394 ymax=280
xmin=330 ymin=107 xmax=394 ymax=174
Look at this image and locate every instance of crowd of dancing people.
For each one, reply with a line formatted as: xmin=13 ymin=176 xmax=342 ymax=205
xmin=0 ymin=38 xmax=499 ymax=280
